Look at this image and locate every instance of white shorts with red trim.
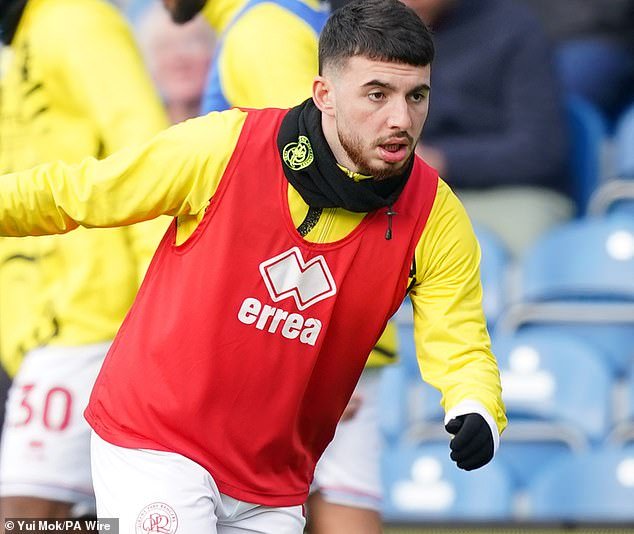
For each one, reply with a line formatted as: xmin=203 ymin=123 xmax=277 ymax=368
xmin=90 ymin=432 xmax=306 ymax=534
xmin=312 ymin=368 xmax=383 ymax=511
xmin=0 ymin=342 xmax=109 ymax=512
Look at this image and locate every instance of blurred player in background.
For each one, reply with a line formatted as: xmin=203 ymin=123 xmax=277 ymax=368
xmin=0 ymin=0 xmax=168 ymax=520
xmin=134 ymin=0 xmax=215 ymax=124
xmin=161 ymin=0 xmax=395 ymax=531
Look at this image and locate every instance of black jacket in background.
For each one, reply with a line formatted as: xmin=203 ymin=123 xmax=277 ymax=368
xmin=422 ymin=0 xmax=570 ymax=194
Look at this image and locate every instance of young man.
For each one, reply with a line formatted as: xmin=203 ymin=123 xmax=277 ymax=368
xmin=163 ymin=0 xmax=395 ymax=531
xmin=0 ymin=0 xmax=168 ymax=520
xmin=0 ymin=1 xmax=506 ymax=532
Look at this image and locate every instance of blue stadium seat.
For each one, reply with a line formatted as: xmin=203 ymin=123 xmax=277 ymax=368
xmin=527 ymin=446 xmax=634 ymax=522
xmin=381 ymin=443 xmax=514 ymax=522
xmin=589 ymin=179 xmax=634 ymax=218
xmin=473 ymin=223 xmax=511 ymax=331
xmin=389 ymin=301 xmax=446 ymax=446
xmin=615 ymin=102 xmax=634 ymax=179
xmin=377 ymin=344 xmax=445 ymax=446
xmin=496 ymin=441 xmax=576 ymax=490
xmin=491 ymin=329 xmax=612 ymax=489
xmin=498 ymin=214 xmax=634 ymax=376
xmin=395 ymin=316 xmax=418 ymax=378
xmin=610 ymin=363 xmax=634 ymax=445
xmin=378 ymin=364 xmax=409 ymax=445
xmin=493 ymin=329 xmax=613 ymax=445
xmin=380 ymin=300 xmax=445 ymax=442
xmin=566 ymin=95 xmax=608 ymax=213
xmin=520 ymin=215 xmax=634 ymax=303
xmin=587 ymin=104 xmax=634 ymax=216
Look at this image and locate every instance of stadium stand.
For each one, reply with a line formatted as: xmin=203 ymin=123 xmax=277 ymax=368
xmin=381 ymin=443 xmax=514 ymax=522
xmin=588 ymin=102 xmax=634 ymax=216
xmin=492 ymin=329 xmax=613 ymax=489
xmin=498 ymin=213 xmax=634 ymax=377
xmin=566 ymin=95 xmax=609 ymax=213
xmin=473 ymin=224 xmax=511 ymax=330
xmin=610 ymin=362 xmax=634 ymax=446
xmin=615 ymin=102 xmax=634 ymax=178
xmin=526 ymin=446 xmax=634 ymax=522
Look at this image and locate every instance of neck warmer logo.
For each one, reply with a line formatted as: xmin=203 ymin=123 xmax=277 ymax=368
xmin=283 ymin=135 xmax=314 ymax=171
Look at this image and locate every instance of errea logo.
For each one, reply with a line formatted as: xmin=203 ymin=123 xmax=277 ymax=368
xmin=237 ymin=248 xmax=336 ymax=346
xmin=259 ymin=247 xmax=336 ymax=311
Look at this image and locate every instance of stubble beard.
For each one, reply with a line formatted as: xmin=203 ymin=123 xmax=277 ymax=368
xmin=337 ymin=127 xmax=411 ymax=180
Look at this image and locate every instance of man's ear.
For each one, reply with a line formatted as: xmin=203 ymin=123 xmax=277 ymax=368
xmin=312 ymin=76 xmax=336 ymax=118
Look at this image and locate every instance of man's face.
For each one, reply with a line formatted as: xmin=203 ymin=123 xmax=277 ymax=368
xmin=162 ymin=0 xmax=207 ymax=23
xmin=324 ymin=56 xmax=431 ymax=179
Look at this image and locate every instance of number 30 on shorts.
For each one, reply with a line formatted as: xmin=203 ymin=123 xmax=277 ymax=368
xmin=9 ymin=383 xmax=73 ymax=431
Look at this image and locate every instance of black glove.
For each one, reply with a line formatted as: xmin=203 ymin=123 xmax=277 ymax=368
xmin=445 ymin=413 xmax=494 ymax=471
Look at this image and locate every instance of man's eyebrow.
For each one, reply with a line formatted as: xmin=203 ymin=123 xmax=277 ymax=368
xmin=412 ymin=84 xmax=431 ymax=93
xmin=362 ymin=80 xmax=431 ymax=93
xmin=362 ymin=80 xmax=393 ymax=89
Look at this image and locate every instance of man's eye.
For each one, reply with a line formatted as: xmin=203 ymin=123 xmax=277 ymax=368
xmin=368 ymin=92 xmax=385 ymax=101
xmin=410 ymin=93 xmax=427 ymax=103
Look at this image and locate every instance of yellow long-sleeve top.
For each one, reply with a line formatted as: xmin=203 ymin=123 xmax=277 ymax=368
xmin=0 ymin=0 xmax=169 ymax=376
xmin=0 ymin=108 xmax=508 ymax=438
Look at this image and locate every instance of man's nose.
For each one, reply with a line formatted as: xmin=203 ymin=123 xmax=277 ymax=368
xmin=387 ymin=99 xmax=413 ymax=130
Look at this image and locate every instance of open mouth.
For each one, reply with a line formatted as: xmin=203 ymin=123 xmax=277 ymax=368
xmin=378 ymin=142 xmax=409 ymax=163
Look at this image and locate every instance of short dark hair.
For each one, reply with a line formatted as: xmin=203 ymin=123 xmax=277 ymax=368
xmin=318 ymin=0 xmax=435 ymax=74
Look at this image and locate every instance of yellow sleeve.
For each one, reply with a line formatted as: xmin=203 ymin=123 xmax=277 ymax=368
xmin=410 ymin=179 xmax=507 ymax=434
xmin=220 ymin=3 xmax=318 ymax=107
xmin=0 ymin=109 xmax=247 ymax=238
xmin=45 ymin=0 xmax=168 ymax=153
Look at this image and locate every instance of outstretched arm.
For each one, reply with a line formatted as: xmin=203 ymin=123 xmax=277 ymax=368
xmin=0 ymin=108 xmax=247 ymax=237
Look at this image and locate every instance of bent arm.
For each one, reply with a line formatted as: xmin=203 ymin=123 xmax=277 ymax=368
xmin=410 ymin=180 xmax=507 ymax=442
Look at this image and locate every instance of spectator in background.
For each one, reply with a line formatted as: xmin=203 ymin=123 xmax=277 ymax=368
xmin=198 ymin=0 xmax=322 ymax=110
xmin=402 ymin=0 xmax=573 ymax=257
xmin=134 ymin=0 xmax=215 ymax=124
xmin=523 ymin=0 xmax=634 ymax=126
xmin=0 ymin=0 xmax=168 ymax=520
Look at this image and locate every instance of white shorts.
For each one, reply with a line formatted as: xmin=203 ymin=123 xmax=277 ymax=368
xmin=90 ymin=432 xmax=306 ymax=534
xmin=311 ymin=368 xmax=383 ymax=511
xmin=0 ymin=342 xmax=109 ymax=513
